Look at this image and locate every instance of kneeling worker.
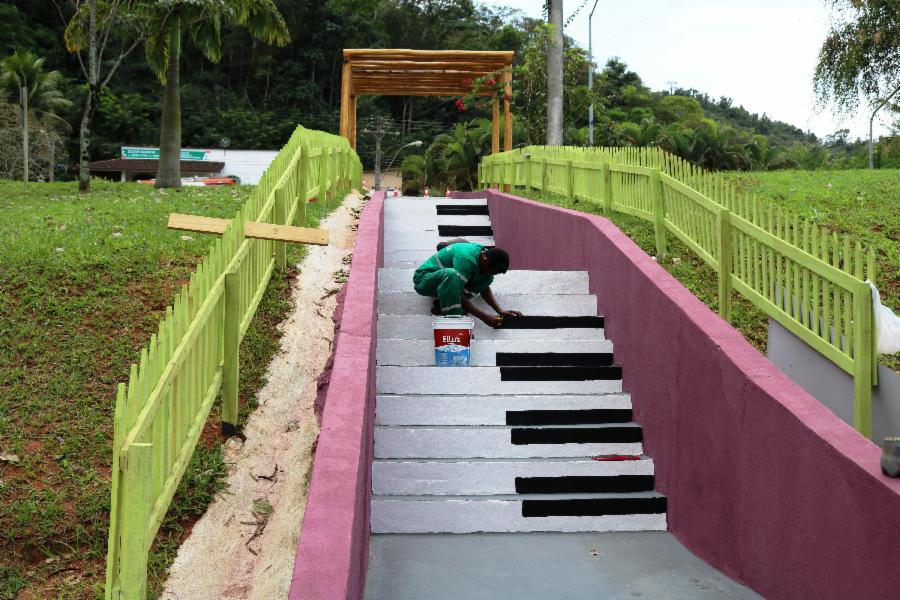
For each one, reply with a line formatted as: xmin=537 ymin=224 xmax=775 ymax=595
xmin=413 ymin=241 xmax=522 ymax=328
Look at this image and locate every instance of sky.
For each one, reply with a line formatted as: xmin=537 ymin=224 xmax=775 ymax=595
xmin=482 ymin=0 xmax=893 ymax=140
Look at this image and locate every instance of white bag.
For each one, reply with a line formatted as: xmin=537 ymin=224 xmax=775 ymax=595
xmin=869 ymin=281 xmax=900 ymax=355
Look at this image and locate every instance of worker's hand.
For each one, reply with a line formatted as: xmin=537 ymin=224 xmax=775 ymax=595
xmin=480 ymin=314 xmax=503 ymax=329
xmin=499 ymin=310 xmax=523 ymax=318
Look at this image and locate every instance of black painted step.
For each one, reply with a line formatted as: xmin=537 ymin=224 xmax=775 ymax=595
xmin=438 ymin=224 xmax=494 ymax=236
xmin=500 ymin=365 xmax=622 ymax=381
xmin=436 ymin=204 xmax=490 ymax=215
xmin=506 ymin=408 xmax=633 ymax=425
xmin=496 ymin=352 xmax=614 ymax=366
xmin=515 ymin=475 xmax=655 ymax=494
xmin=511 ymin=426 xmax=642 ymax=445
xmin=499 ymin=315 xmax=604 ymax=329
xmin=522 ymin=495 xmax=667 ymax=517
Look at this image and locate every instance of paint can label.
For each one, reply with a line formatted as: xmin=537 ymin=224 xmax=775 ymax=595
xmin=433 ymin=317 xmax=474 ymax=367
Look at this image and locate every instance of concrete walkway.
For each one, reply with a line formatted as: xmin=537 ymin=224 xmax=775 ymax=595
xmin=365 ymin=196 xmax=759 ymax=599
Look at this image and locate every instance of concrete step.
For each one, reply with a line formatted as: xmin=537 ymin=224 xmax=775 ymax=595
xmin=372 ymin=457 xmax=655 ymax=495
xmin=375 ymin=394 xmax=632 ymax=426
xmin=371 ymin=492 xmax=667 ymax=533
xmin=377 ymin=292 xmax=598 ymax=316
xmin=378 ymin=268 xmax=590 ymax=295
xmin=384 ymin=215 xmax=493 ymax=227
xmin=376 ymin=366 xmax=621 ymax=395
xmin=374 ymin=424 xmax=642 ymax=458
xmin=384 ymin=234 xmax=495 ymax=251
xmin=377 ymin=339 xmax=613 ymax=367
xmin=384 ymin=197 xmax=484 ymax=205
xmin=377 ymin=315 xmax=605 ymax=341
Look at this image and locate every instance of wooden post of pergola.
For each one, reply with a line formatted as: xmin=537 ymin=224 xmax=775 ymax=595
xmin=339 ymin=49 xmax=514 ymax=156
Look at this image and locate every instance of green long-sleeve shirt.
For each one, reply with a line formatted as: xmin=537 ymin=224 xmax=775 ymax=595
xmin=414 ymin=242 xmax=494 ymax=298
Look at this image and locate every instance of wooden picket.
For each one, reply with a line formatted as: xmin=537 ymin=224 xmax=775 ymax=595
xmin=104 ymin=126 xmax=362 ymax=599
xmin=481 ymin=145 xmax=877 ymax=438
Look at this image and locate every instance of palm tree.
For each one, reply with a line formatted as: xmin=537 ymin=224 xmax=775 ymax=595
xmin=141 ymin=0 xmax=290 ymax=188
xmin=546 ymin=0 xmax=564 ymax=145
xmin=620 ymin=116 xmax=661 ymax=147
xmin=0 ymin=51 xmax=71 ymax=182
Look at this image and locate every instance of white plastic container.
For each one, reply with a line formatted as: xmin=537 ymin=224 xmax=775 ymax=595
xmin=433 ymin=316 xmax=475 ymax=366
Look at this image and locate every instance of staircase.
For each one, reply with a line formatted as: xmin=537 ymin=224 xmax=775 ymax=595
xmin=373 ymin=196 xmax=667 ymax=534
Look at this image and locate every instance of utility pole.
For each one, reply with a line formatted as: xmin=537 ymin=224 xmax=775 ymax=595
xmin=360 ymin=116 xmax=399 ymax=190
xmin=588 ymin=0 xmax=599 ymax=146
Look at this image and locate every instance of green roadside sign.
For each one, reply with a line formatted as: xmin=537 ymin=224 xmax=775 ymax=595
xmin=121 ymin=147 xmax=208 ymax=160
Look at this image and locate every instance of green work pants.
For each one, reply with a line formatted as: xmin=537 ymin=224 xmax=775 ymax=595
xmin=413 ymin=268 xmax=465 ymax=315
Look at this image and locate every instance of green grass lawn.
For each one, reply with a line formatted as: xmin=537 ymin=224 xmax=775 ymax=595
xmin=515 ymin=168 xmax=899 ymax=374
xmin=0 ymin=179 xmax=349 ymax=599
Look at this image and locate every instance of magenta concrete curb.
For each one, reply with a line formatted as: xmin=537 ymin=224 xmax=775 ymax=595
xmin=485 ymin=189 xmax=900 ymax=599
xmin=288 ymin=191 xmax=385 ymax=600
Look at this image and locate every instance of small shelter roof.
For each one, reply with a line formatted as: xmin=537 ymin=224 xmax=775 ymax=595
xmin=344 ymin=49 xmax=513 ymax=97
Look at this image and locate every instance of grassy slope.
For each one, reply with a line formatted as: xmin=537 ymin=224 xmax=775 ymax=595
xmin=0 ymin=179 xmax=349 ymax=599
xmin=516 ymin=168 xmax=899 ymax=374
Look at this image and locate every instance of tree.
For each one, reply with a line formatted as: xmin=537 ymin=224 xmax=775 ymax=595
xmin=546 ymin=0 xmax=563 ymax=145
xmin=814 ymin=0 xmax=900 ymax=168
xmin=140 ymin=0 xmax=290 ymax=188
xmin=0 ymin=51 xmax=71 ymax=181
xmin=59 ymin=0 xmax=144 ymax=191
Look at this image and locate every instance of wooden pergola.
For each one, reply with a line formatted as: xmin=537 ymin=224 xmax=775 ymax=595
xmin=339 ymin=49 xmax=514 ymax=155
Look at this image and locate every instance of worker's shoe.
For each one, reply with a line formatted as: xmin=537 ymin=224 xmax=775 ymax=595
xmin=436 ymin=237 xmax=468 ymax=251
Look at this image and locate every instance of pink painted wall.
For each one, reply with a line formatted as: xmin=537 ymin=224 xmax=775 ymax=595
xmin=484 ymin=189 xmax=900 ymax=599
xmin=289 ymin=191 xmax=385 ymax=600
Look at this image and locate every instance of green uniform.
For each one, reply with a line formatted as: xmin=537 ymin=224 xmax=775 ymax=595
xmin=413 ymin=242 xmax=494 ymax=315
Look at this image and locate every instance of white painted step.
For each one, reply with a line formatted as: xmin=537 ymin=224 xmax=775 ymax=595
xmin=372 ymin=458 xmax=654 ymax=495
xmin=377 ymin=339 xmax=613 ymax=367
xmin=378 ymin=269 xmax=590 ymax=295
xmin=377 ymin=292 xmax=598 ymax=317
xmin=371 ymin=493 xmax=667 ymax=533
xmin=383 ymin=250 xmax=440 ymax=266
xmin=384 ymin=197 xmax=485 ymax=205
xmin=376 ymin=366 xmax=621 ymax=395
xmin=374 ymin=425 xmax=642 ymax=458
xmin=384 ymin=215 xmax=493 ymax=227
xmin=378 ymin=315 xmax=605 ymax=341
xmin=385 ymin=234 xmax=495 ymax=251
xmin=375 ymin=394 xmax=631 ymax=426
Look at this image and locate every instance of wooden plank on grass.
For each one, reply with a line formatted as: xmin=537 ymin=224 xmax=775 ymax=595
xmin=168 ymin=213 xmax=329 ymax=246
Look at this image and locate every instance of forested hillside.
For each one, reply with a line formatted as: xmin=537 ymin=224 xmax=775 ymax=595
xmin=2 ymin=0 xmax=897 ymax=184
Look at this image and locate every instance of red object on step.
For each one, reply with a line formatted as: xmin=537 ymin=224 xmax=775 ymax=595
xmin=393 ymin=189 xmax=399 ymax=197
xmin=591 ymin=454 xmax=641 ymax=461
xmin=445 ymin=187 xmax=451 ymax=196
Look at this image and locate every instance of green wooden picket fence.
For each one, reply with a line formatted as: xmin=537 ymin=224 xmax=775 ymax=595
xmin=104 ymin=126 xmax=362 ymax=599
xmin=480 ymin=146 xmax=877 ymax=437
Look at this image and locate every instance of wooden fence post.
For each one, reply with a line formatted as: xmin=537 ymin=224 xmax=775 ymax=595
xmin=650 ymin=169 xmax=667 ymax=258
xmin=853 ymin=281 xmax=874 ymax=437
xmin=274 ymin=187 xmax=287 ymax=269
xmin=299 ymin=144 xmax=310 ymax=219
xmin=541 ymin=158 xmax=547 ymax=192
xmin=318 ymin=148 xmax=329 ymax=202
xmin=717 ymin=209 xmax=733 ymax=323
xmin=524 ymin=155 xmax=532 ymax=193
xmin=565 ymin=160 xmax=574 ymax=201
xmin=602 ymin=162 xmax=612 ymax=212
xmin=222 ymin=270 xmax=240 ymax=436
xmin=118 ymin=442 xmax=152 ymax=600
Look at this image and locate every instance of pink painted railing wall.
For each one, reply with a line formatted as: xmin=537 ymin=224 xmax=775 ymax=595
xmin=288 ymin=191 xmax=385 ymax=600
xmin=465 ymin=189 xmax=900 ymax=600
